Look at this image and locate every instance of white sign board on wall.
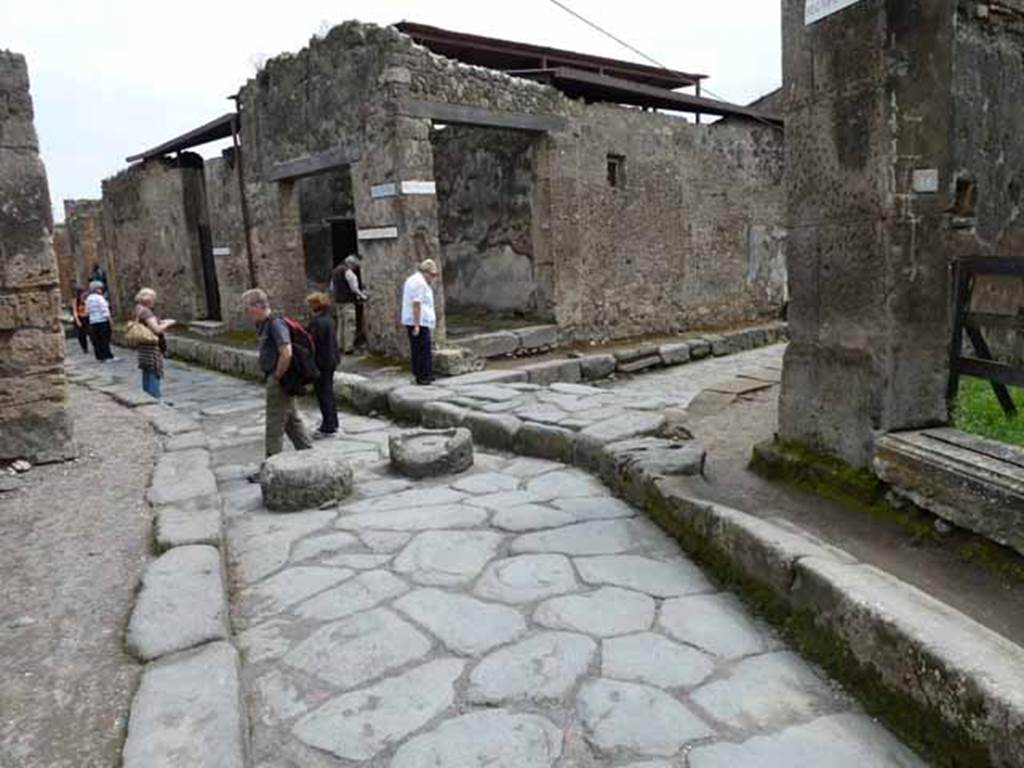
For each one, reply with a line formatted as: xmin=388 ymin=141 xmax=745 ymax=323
xmin=806 ymin=0 xmax=864 ymax=25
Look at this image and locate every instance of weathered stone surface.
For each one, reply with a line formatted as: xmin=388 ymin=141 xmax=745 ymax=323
xmin=576 ymin=679 xmax=714 ymax=757
xmin=687 ymin=339 xmax=711 ymax=359
xmin=514 ymin=422 xmax=576 ymax=463
xmin=126 ymin=545 xmax=228 ymax=661
xmin=323 ymin=553 xmax=393 ymax=570
xmin=706 ymin=334 xmax=731 ymax=356
xmin=387 ymin=385 xmax=450 ymax=422
xmin=617 ymin=356 xmax=662 ymax=374
xmin=575 ymin=555 xmax=714 ymax=598
xmin=690 ymin=651 xmax=835 ymax=731
xmin=465 ymin=411 xmax=523 ymax=450
xmin=337 ymin=503 xmax=487 ymax=532
xmin=292 ymin=659 xmax=465 ymax=761
xmin=659 ymin=593 xmax=772 ymax=658
xmin=439 ymin=370 xmax=529 ymax=386
xmin=468 ymin=631 xmax=596 ymax=705
xmin=579 ymin=354 xmax=617 ymax=381
xmin=687 ymin=713 xmax=928 ymax=768
xmin=527 ymin=468 xmax=609 ymax=500
xmin=602 ymin=633 xmax=715 ymax=689
xmin=452 ymin=471 xmax=520 ymax=494
xmin=147 ymin=449 xmax=217 ymax=506
xmin=284 ymin=608 xmax=432 ymax=689
xmin=343 ymin=485 xmax=466 ymax=512
xmin=576 ymin=413 xmax=667 ymax=469
xmin=350 ymin=378 xmax=405 ymax=414
xmin=421 ymin=401 xmax=470 ymax=429
xmin=535 ymin=587 xmax=655 ymax=637
xmin=146 ymin=405 xmax=201 ymax=436
xmin=122 ymin=642 xmax=244 ymax=768
xmin=295 ymin=569 xmax=408 ymax=620
xmin=238 ymin=566 xmax=353 ymax=626
xmin=228 ymin=510 xmax=335 ymax=584
xmin=522 ymin=359 xmax=582 ymax=386
xmin=290 ymin=532 xmax=360 ymax=561
xmin=259 ymin=452 xmax=353 ymax=512
xmin=459 ymin=330 xmax=520 ymax=358
xmin=394 ymin=530 xmax=504 ymax=585
xmin=455 ymin=383 xmax=524 ymax=402
xmin=391 ymin=710 xmax=562 ymax=768
xmin=394 ymin=588 xmax=527 ymax=654
xmin=154 ymin=504 xmax=221 ymax=550
xmin=551 ymin=496 xmax=635 ymax=521
xmin=475 ymin=554 xmax=579 ymax=603
xmin=597 ymin=437 xmax=705 ymax=499
xmin=510 ymin=520 xmax=651 ymax=556
xmin=163 ymin=430 xmax=210 ymax=452
xmin=389 ymin=428 xmax=474 ymax=479
xmin=515 ymin=325 xmax=559 ymax=350
xmin=106 ymin=386 xmax=158 ymax=408
xmin=658 ymin=342 xmax=691 ymax=366
xmin=492 ymin=504 xmax=576 ymax=532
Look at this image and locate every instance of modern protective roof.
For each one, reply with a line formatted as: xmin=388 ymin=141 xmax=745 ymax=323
xmin=125 ymin=112 xmax=236 ymax=163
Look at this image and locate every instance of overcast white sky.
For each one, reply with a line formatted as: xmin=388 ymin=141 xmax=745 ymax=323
xmin=3 ymin=0 xmax=781 ymax=221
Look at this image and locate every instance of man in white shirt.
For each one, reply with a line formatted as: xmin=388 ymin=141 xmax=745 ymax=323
xmin=84 ymin=281 xmax=117 ymax=362
xmin=401 ymin=259 xmax=439 ymax=385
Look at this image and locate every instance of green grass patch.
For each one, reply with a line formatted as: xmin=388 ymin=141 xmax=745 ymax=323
xmin=953 ymin=377 xmax=1024 ymax=447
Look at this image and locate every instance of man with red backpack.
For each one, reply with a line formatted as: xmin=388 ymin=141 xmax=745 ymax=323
xmin=242 ymin=288 xmax=314 ymax=466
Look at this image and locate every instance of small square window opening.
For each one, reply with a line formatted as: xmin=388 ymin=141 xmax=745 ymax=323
xmin=607 ymin=154 xmax=626 ymax=188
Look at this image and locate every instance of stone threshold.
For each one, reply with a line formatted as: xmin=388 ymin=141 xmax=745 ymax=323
xmin=336 ymin=379 xmax=1024 ymax=768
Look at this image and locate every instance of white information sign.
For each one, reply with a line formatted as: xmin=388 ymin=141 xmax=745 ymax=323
xmin=806 ymin=0 xmax=863 ymax=25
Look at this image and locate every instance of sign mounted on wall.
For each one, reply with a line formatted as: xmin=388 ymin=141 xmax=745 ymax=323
xmin=806 ymin=0 xmax=863 ymax=25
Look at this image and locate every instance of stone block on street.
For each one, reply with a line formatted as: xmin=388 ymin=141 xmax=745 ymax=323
xmin=122 ymin=641 xmax=245 ymax=768
xmin=390 ymin=427 xmax=474 ymax=479
xmin=126 ymin=545 xmax=228 ymax=661
xmin=579 ymin=354 xmax=617 ymax=381
xmin=465 ymin=411 xmax=523 ymax=451
xmin=387 ymin=384 xmax=450 ymax=422
xmin=351 ymin=378 xmax=404 ymax=414
xmin=154 ymin=504 xmax=222 ymax=551
xmin=515 ymin=325 xmax=559 ymax=351
xmin=515 ymin=422 xmax=576 ymax=464
xmin=260 ymin=451 xmax=354 ymax=512
xmin=147 ymin=449 xmax=217 ymax=507
xmin=659 ymin=342 xmax=691 ymax=367
xmin=688 ymin=339 xmax=711 ymax=359
xmin=145 ymin=405 xmax=201 ymax=436
xmin=616 ymin=356 xmax=662 ymax=374
xmin=163 ymin=431 xmax=210 ymax=452
xmin=421 ymin=401 xmax=470 ymax=429
xmin=522 ymin=359 xmax=582 ymax=386
xmin=459 ymin=331 xmax=520 ymax=358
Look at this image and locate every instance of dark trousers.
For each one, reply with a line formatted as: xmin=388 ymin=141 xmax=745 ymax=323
xmin=406 ymin=326 xmax=433 ymax=384
xmin=75 ymin=318 xmax=90 ymax=353
xmin=314 ymin=366 xmax=339 ymax=433
xmin=90 ymin=320 xmax=113 ymax=360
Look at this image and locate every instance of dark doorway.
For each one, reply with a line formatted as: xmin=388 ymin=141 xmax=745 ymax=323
xmin=330 ymin=218 xmax=358 ymax=268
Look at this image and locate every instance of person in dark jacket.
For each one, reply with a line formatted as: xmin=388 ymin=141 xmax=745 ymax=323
xmin=306 ymin=292 xmax=341 ymax=438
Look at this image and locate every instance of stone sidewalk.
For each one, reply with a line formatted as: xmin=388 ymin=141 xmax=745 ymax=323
xmin=74 ymin=350 xmax=926 ymax=767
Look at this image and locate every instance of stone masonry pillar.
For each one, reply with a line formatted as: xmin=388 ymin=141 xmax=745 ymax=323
xmin=0 ymin=51 xmax=74 ymax=463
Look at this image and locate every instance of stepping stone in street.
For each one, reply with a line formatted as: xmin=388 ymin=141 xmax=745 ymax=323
xmin=474 ymin=554 xmax=579 ymax=604
xmin=394 ymin=530 xmax=505 ymax=586
xmin=394 ymin=588 xmax=527 ymax=655
xmin=576 ymin=679 xmax=714 ymax=758
xmin=535 ymin=587 xmax=655 ymax=637
xmin=259 ymin=452 xmax=354 ymax=512
xmin=391 ymin=709 xmax=562 ymax=768
xmin=390 ymin=428 xmax=474 ymax=479
xmin=292 ymin=658 xmax=465 ymax=761
xmin=468 ymin=631 xmax=596 ymax=705
xmin=602 ymin=633 xmax=715 ymax=689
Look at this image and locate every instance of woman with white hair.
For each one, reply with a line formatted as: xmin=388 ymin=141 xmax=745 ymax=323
xmin=134 ymin=288 xmax=176 ymax=399
xmin=85 ymin=280 xmax=115 ymax=362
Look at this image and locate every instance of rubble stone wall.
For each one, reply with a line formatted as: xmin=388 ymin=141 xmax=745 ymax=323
xmin=63 ymin=198 xmax=105 ymax=297
xmin=52 ymin=223 xmax=74 ymax=304
xmin=0 ymin=51 xmax=73 ymax=463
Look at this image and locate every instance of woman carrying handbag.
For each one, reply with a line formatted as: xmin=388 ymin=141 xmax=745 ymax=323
xmin=128 ymin=288 xmax=176 ymax=400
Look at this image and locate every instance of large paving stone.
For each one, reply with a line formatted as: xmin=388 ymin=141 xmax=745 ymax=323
xmin=290 ymin=532 xmax=360 ymax=561
xmin=350 ymin=378 xmax=405 ymax=414
xmin=336 ymin=504 xmax=488 ymax=532
xmin=535 ymin=587 xmax=655 ymax=637
xmin=690 ymin=651 xmax=836 ymax=731
xmin=122 ymin=642 xmax=244 ymax=768
xmin=394 ymin=588 xmax=527 ymax=655
xmin=126 ymin=545 xmax=228 ymax=661
xmin=147 ymin=449 xmax=217 ymax=506
xmin=394 ymin=530 xmax=505 ymax=586
xmin=551 ymin=496 xmax=635 ymax=521
xmin=504 ymin=456 xmax=564 ymax=478
xmin=154 ymin=504 xmax=221 ymax=551
xmin=238 ymin=566 xmax=353 ymax=626
xmin=514 ymin=422 xmax=576 ymax=463
xmin=687 ymin=713 xmax=928 ymax=768
xmin=228 ymin=510 xmax=335 ymax=584
xmin=576 ymin=679 xmax=714 ymax=757
xmin=391 ymin=709 xmax=562 ymax=768
xmin=523 ymin=359 xmax=582 ymax=385
xmin=358 ymin=530 xmax=413 ymax=552
xmin=575 ymin=555 xmax=714 ymax=598
xmin=259 ymin=452 xmax=353 ymax=512
xmin=465 ymin=411 xmax=523 ymax=451
xmin=284 ymin=608 xmax=432 ymax=689
xmin=163 ymin=430 xmax=210 ymax=452
xmin=342 ymin=486 xmax=466 ymax=513
xmin=452 ymin=471 xmax=520 ymax=494
xmin=468 ymin=631 xmax=597 ymax=705
xmin=146 ymin=405 xmax=201 ymax=436
xmin=492 ymin=504 xmax=577 ymax=532
xmin=292 ymin=658 xmax=465 ymax=761
xmin=576 ymin=413 xmax=667 ymax=470
xmin=526 ymin=469 xmax=607 ymax=500
xmin=459 ymin=330 xmax=521 ymax=358
xmin=390 ymin=428 xmax=474 ymax=479
xmin=602 ymin=633 xmax=715 ymax=689
xmin=295 ymin=569 xmax=409 ymax=621
xmin=510 ymin=520 xmax=652 ymax=556
xmin=475 ymin=554 xmax=580 ymax=604
xmin=658 ymin=593 xmax=772 ymax=658
xmin=388 ymin=384 xmax=452 ymax=421
xmin=456 ymin=383 xmax=525 ymax=402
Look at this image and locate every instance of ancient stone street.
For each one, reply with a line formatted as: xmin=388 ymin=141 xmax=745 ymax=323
xmin=66 ymin=346 xmax=927 ymax=767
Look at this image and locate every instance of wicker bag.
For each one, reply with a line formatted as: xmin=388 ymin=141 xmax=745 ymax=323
xmin=124 ymin=319 xmax=159 ymax=348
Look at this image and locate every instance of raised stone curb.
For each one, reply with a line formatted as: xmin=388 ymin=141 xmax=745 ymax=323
xmin=154 ymin=503 xmax=223 ymax=551
xmin=126 ymin=545 xmax=229 ymax=661
xmin=146 ymin=448 xmax=218 ymax=507
xmin=122 ymin=641 xmax=246 ymax=768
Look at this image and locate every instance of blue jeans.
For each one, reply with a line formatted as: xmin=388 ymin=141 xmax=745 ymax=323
xmin=142 ymin=369 xmax=161 ymax=399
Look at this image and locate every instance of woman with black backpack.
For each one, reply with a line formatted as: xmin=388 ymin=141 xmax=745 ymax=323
xmin=306 ymin=292 xmax=341 ymax=439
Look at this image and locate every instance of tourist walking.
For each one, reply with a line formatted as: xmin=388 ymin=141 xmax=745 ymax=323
xmin=88 ymin=261 xmax=108 ymax=293
xmin=85 ymin=281 xmax=115 ymax=362
xmin=133 ymin=288 xmax=176 ymax=399
xmin=401 ymin=259 xmax=439 ymax=386
xmin=71 ymin=286 xmax=90 ymax=354
xmin=330 ymin=254 xmax=368 ymax=354
xmin=306 ymin=292 xmax=341 ymax=438
xmin=242 ymin=288 xmax=314 ymax=463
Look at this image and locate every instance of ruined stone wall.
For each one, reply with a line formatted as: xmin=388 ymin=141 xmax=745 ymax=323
xmin=52 ymin=223 xmax=74 ymax=304
xmin=0 ymin=51 xmax=73 ymax=463
xmin=63 ymin=198 xmax=104 ymax=292
xmin=544 ymin=105 xmax=786 ymax=344
xmin=432 ymin=126 xmax=540 ymax=316
xmin=204 ymin=152 xmax=251 ymax=328
xmin=100 ymin=154 xmax=210 ymax=322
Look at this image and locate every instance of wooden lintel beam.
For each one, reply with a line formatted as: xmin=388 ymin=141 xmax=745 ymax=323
xmin=268 ymin=144 xmax=361 ymax=182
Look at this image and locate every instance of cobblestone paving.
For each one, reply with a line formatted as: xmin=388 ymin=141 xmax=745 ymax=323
xmin=83 ymin=349 xmax=925 ymax=767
